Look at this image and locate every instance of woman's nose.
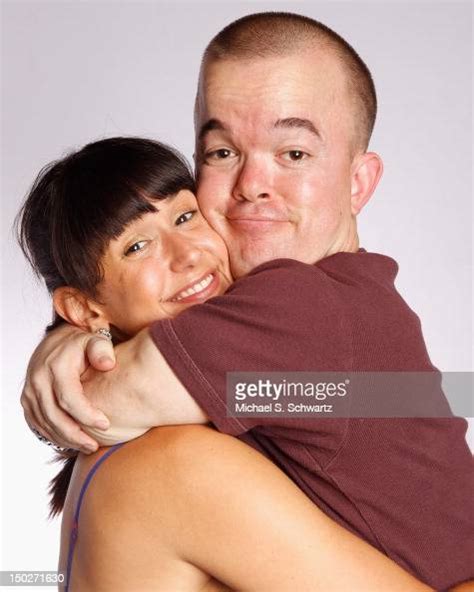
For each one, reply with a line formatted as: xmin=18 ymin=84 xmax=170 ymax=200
xmin=167 ymin=234 xmax=202 ymax=272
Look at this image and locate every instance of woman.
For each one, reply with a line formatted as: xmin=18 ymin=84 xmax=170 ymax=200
xmin=17 ymin=137 xmax=431 ymax=591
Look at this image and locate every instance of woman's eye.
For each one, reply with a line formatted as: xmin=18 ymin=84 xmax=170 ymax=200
xmin=281 ymin=150 xmax=310 ymax=162
xmin=175 ymin=210 xmax=197 ymax=225
xmin=125 ymin=240 xmax=147 ymax=256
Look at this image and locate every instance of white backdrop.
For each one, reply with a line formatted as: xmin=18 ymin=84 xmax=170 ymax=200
xmin=1 ymin=0 xmax=472 ymax=579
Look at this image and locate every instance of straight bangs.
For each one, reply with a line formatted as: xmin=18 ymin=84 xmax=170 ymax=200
xmin=55 ymin=166 xmax=161 ymax=296
xmin=18 ymin=137 xmax=196 ymax=298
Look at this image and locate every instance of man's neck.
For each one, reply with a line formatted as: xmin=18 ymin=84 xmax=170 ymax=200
xmin=325 ymin=226 xmax=360 ymax=259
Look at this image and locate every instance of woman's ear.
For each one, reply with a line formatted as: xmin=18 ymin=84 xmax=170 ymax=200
xmin=350 ymin=152 xmax=384 ymax=216
xmin=53 ymin=287 xmax=109 ymax=333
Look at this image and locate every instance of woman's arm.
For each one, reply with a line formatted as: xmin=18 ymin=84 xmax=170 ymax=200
xmin=75 ymin=425 xmax=431 ymax=591
xmin=21 ymin=326 xmax=207 ymax=450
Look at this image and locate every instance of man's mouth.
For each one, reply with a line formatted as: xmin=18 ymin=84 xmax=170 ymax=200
xmin=169 ymin=272 xmax=218 ymax=303
xmin=226 ymin=216 xmax=289 ymax=235
xmin=226 ymin=208 xmax=289 ymax=226
xmin=228 ymin=216 xmax=288 ymax=222
xmin=228 ymin=218 xmax=287 ymax=223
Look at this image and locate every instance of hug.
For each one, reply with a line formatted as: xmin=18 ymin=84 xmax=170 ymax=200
xmin=18 ymin=12 xmax=473 ymax=592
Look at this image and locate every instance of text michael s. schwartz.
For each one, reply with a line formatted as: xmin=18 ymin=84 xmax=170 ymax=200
xmin=233 ymin=380 xmax=349 ymax=402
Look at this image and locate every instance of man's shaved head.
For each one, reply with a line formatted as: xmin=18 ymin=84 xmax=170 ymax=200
xmin=194 ymin=11 xmax=384 ymax=276
xmin=198 ymin=11 xmax=377 ymax=152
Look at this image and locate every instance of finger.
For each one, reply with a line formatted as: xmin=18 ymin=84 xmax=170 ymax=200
xmin=28 ymin=421 xmax=69 ymax=452
xmin=24 ymin=402 xmax=72 ymax=451
xmin=22 ymin=384 xmax=55 ymax=439
xmin=40 ymin=399 xmax=100 ymax=453
xmin=46 ymin=403 xmax=100 ymax=453
xmin=21 ymin=387 xmax=39 ymax=430
xmin=25 ymin=385 xmax=97 ymax=453
xmin=49 ymin=366 xmax=110 ymax=430
xmin=86 ymin=336 xmax=116 ymax=371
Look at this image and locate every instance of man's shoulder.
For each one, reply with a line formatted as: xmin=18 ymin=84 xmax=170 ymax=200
xmin=224 ymin=250 xmax=399 ymax=302
xmin=164 ymin=250 xmax=402 ymax=344
xmin=316 ymin=249 xmax=399 ymax=287
xmin=229 ymin=258 xmax=329 ymax=301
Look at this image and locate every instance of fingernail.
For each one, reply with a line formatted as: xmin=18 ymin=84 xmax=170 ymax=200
xmin=83 ymin=445 xmax=96 ymax=454
xmin=96 ymin=420 xmax=109 ymax=430
xmin=99 ymin=356 xmax=112 ymax=364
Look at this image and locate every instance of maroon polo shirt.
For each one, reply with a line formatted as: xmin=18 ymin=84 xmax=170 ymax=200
xmin=150 ymin=251 xmax=474 ymax=589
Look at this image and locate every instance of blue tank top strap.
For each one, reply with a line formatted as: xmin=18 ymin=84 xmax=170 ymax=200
xmin=65 ymin=442 xmax=125 ymax=592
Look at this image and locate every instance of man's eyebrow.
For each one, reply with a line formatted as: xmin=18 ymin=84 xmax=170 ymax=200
xmin=198 ymin=118 xmax=227 ymax=141
xmin=274 ymin=117 xmax=321 ymax=139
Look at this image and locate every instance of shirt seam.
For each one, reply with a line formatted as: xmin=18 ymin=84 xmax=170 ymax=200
xmin=299 ymin=443 xmax=391 ymax=555
xmin=159 ymin=320 xmax=248 ymax=433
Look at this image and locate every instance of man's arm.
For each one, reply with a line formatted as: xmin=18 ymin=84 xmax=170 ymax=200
xmin=21 ymin=325 xmax=205 ymax=451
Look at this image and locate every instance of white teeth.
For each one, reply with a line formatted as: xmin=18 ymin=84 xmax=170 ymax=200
xmin=172 ymin=274 xmax=214 ymax=302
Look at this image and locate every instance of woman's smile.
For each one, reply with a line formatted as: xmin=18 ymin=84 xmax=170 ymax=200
xmin=95 ymin=190 xmax=232 ymax=336
xmin=169 ymin=271 xmax=221 ymax=303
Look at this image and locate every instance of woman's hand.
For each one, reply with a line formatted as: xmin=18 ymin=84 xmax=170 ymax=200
xmin=21 ymin=325 xmax=208 ymax=452
xmin=79 ymin=329 xmax=208 ymax=444
xmin=20 ymin=324 xmax=115 ymax=453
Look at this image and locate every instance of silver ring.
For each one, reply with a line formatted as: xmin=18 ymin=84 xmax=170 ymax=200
xmin=31 ymin=427 xmax=71 ymax=453
xmin=96 ymin=328 xmax=112 ymax=341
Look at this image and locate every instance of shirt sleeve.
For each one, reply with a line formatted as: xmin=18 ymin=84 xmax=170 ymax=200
xmin=149 ymin=259 xmax=350 ymax=437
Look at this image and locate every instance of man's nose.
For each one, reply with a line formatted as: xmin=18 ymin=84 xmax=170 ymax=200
xmin=232 ymin=156 xmax=272 ymax=202
xmin=166 ymin=234 xmax=202 ymax=272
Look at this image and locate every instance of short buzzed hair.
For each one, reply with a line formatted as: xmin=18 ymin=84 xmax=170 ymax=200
xmin=199 ymin=12 xmax=377 ymax=152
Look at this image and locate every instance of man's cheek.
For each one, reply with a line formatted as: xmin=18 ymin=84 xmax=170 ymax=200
xmin=196 ymin=177 xmax=216 ymax=213
xmin=199 ymin=167 xmax=233 ymax=198
xmin=198 ymin=192 xmax=228 ymax=223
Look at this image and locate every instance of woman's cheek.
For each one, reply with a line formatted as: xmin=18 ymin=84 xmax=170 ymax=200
xmin=196 ymin=225 xmax=228 ymax=259
xmin=135 ymin=260 xmax=166 ymax=297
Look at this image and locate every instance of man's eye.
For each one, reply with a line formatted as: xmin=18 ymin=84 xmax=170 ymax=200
xmin=205 ymin=148 xmax=236 ymax=162
xmin=175 ymin=210 xmax=197 ymax=225
xmin=281 ymin=150 xmax=310 ymax=162
xmin=125 ymin=240 xmax=147 ymax=256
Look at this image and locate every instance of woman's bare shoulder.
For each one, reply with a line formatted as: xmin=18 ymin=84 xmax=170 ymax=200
xmin=80 ymin=425 xmax=254 ymax=514
xmin=77 ymin=422 xmax=278 ymax=549
xmin=66 ymin=426 xmax=237 ymax=591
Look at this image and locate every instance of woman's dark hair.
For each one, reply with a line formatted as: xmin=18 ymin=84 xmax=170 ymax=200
xmin=16 ymin=136 xmax=196 ymax=517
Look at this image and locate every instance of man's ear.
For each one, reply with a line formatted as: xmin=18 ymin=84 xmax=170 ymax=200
xmin=350 ymin=152 xmax=384 ymax=215
xmin=53 ymin=287 xmax=109 ymax=333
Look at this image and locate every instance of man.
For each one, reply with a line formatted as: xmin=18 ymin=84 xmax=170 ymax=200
xmin=21 ymin=12 xmax=473 ymax=589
